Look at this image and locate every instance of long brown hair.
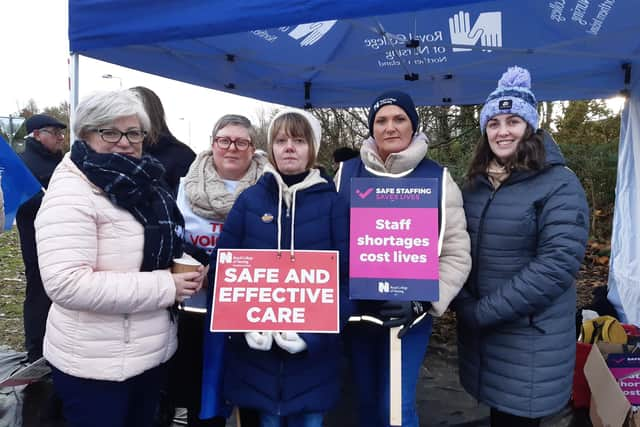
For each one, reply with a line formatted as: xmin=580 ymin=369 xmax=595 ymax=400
xmin=466 ymin=125 xmax=546 ymax=183
xmin=130 ymin=86 xmax=174 ymax=145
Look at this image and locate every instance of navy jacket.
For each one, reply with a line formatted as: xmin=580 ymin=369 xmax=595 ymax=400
xmin=456 ymin=132 xmax=589 ymax=417
xmin=216 ymin=170 xmax=350 ymax=415
xmin=17 ymin=138 xmax=63 ymax=285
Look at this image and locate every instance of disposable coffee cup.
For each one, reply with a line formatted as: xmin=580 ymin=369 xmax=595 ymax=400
xmin=171 ymin=253 xmax=201 ymax=274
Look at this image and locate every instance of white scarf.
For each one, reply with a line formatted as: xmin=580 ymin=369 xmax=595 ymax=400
xmin=360 ymin=133 xmax=429 ymax=175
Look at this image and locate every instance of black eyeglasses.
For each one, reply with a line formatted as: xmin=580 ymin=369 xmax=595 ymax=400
xmin=93 ymin=128 xmax=147 ymax=144
xmin=213 ymin=136 xmax=252 ymax=151
xmin=39 ymin=128 xmax=65 ymax=138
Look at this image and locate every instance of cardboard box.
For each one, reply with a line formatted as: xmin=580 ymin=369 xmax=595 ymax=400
xmin=584 ymin=342 xmax=640 ymax=427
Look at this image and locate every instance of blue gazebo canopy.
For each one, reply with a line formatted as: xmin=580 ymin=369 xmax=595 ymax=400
xmin=68 ymin=0 xmax=640 ymax=324
xmin=69 ymin=0 xmax=639 ymax=107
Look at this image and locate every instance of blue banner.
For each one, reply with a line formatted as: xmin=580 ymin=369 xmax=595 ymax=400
xmin=0 ymin=137 xmax=42 ymax=231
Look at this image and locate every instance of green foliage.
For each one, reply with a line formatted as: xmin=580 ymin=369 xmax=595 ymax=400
xmin=557 ymin=140 xmax=618 ymax=239
xmin=0 ymin=228 xmax=26 ymax=352
xmin=424 ymin=105 xmax=480 ymax=185
xmin=554 ymin=100 xmax=621 ymax=145
xmin=550 ymin=99 xmax=620 ymax=239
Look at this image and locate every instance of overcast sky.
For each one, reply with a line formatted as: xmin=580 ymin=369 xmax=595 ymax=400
xmin=0 ymin=0 xmax=282 ymax=152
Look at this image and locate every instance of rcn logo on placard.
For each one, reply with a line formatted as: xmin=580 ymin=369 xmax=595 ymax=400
xmin=287 ymin=21 xmax=337 ymax=47
xmin=219 ymin=251 xmax=232 ymax=264
xmin=448 ymin=11 xmax=502 ymax=52
xmin=378 ymin=281 xmax=390 ymax=293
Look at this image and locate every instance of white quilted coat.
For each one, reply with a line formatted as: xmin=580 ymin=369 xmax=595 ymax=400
xmin=35 ymin=155 xmax=178 ymax=381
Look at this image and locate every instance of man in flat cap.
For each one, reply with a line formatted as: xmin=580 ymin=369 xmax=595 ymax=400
xmin=17 ymin=114 xmax=67 ymax=362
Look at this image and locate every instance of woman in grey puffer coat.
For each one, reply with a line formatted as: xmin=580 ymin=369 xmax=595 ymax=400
xmin=455 ymin=66 xmax=589 ymax=427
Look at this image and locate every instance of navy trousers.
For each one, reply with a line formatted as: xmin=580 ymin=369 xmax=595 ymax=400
xmin=346 ymin=316 xmax=433 ymax=427
xmin=51 ymin=363 xmax=167 ymax=427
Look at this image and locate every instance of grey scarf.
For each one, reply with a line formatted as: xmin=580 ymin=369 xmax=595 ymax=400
xmin=183 ymin=150 xmax=266 ymax=220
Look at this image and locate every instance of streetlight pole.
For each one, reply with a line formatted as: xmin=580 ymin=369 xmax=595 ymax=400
xmin=101 ymin=73 xmax=123 ymax=88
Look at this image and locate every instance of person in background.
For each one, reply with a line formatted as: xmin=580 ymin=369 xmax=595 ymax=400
xmin=332 ymin=146 xmax=359 ymax=164
xmin=455 ymin=66 xmax=589 ymax=427
xmin=34 ymin=90 xmax=205 ymax=427
xmin=334 ymin=91 xmax=471 ymax=427
xmin=208 ymin=109 xmax=350 ymax=427
xmin=131 ymin=86 xmax=195 ymax=196
xmin=174 ymin=114 xmax=266 ymax=427
xmin=130 ymin=86 xmax=197 ymax=427
xmin=331 ymin=146 xmax=359 ymax=174
xmin=17 ymin=113 xmax=66 ymax=363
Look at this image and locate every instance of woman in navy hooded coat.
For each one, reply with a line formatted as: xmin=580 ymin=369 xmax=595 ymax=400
xmin=204 ymin=109 xmax=350 ymax=427
xmin=456 ymin=66 xmax=589 ymax=427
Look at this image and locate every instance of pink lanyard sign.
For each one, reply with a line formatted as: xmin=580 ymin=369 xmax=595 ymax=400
xmin=349 ymin=177 xmax=439 ymax=301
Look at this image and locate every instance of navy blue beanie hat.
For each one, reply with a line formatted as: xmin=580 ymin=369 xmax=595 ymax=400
xmin=368 ymin=90 xmax=419 ymax=136
xmin=480 ymin=66 xmax=539 ymax=133
xmin=25 ymin=114 xmax=67 ymax=134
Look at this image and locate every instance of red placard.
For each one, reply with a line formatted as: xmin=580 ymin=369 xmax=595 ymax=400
xmin=210 ymin=249 xmax=340 ymax=333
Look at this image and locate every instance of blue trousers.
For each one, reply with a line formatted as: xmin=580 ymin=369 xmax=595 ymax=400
xmin=260 ymin=411 xmax=324 ymax=427
xmin=51 ymin=363 xmax=167 ymax=427
xmin=346 ymin=317 xmax=432 ymax=427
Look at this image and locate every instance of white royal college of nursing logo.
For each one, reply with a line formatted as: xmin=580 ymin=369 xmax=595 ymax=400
xmin=378 ymin=281 xmax=390 ymax=293
xmin=448 ymin=10 xmax=502 ymax=52
xmin=286 ymin=21 xmax=337 ymax=46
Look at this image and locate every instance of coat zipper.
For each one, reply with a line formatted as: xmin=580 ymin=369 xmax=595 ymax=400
xmin=473 ymin=181 xmax=502 ymax=402
xmin=123 ymin=314 xmax=130 ymax=343
xmin=471 ymin=187 xmax=498 ymax=297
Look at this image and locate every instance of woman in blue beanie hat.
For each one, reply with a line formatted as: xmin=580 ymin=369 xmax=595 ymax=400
xmin=335 ymin=90 xmax=471 ymax=427
xmin=456 ymin=66 xmax=590 ymax=426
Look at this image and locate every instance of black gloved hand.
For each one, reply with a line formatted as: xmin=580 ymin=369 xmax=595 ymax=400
xmin=378 ymin=301 xmax=430 ymax=339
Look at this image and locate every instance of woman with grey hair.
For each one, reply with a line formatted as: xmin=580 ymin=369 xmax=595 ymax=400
xmin=34 ymin=90 xmax=205 ymax=427
xmin=172 ymin=114 xmax=266 ymax=427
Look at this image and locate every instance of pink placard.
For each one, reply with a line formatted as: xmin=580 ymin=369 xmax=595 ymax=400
xmin=210 ymin=249 xmax=339 ymax=333
xmin=350 ymin=207 xmax=439 ymax=280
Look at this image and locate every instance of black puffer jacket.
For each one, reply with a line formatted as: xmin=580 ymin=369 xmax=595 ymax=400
xmin=17 ymin=138 xmax=64 ymax=276
xmin=144 ymin=134 xmax=195 ymax=196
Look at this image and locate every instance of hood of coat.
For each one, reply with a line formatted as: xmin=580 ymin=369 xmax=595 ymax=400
xmin=259 ymin=165 xmax=333 ymax=255
xmin=541 ymin=130 xmax=566 ymax=168
xmin=261 ymin=163 xmax=329 ymax=208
